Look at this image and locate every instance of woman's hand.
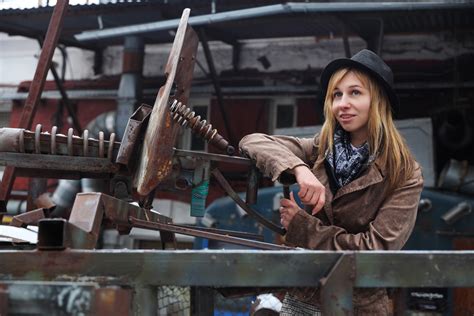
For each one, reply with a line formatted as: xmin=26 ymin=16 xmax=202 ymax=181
xmin=292 ymin=165 xmax=325 ymax=215
xmin=280 ymin=192 xmax=300 ymax=229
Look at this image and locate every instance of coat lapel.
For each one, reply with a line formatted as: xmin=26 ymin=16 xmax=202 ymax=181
xmin=313 ymin=163 xmax=335 ymax=224
xmin=312 ymin=159 xmax=385 ymax=225
xmin=334 ymin=161 xmax=384 ymax=200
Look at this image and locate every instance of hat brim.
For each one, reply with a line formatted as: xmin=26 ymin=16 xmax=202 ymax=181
xmin=319 ymin=58 xmax=399 ymax=114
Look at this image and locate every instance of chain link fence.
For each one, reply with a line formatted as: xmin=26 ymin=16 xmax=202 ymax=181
xmin=156 ymin=286 xmax=282 ymax=316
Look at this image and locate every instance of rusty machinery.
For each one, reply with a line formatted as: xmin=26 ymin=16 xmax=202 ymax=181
xmin=0 ymin=8 xmax=289 ymax=251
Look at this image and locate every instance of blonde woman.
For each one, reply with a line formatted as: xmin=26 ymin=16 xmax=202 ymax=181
xmin=239 ymin=49 xmax=423 ymax=315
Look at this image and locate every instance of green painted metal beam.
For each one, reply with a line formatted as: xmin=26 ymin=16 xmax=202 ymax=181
xmin=0 ymin=250 xmax=473 ymax=288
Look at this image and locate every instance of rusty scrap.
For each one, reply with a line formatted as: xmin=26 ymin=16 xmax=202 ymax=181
xmin=0 ymin=7 xmax=286 ymax=255
xmin=116 ymin=104 xmax=152 ymax=168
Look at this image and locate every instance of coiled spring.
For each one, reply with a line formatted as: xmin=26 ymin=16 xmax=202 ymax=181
xmin=20 ymin=124 xmax=116 ymax=160
xmin=169 ymin=99 xmax=234 ymax=155
xmin=170 ymin=100 xmax=218 ymax=140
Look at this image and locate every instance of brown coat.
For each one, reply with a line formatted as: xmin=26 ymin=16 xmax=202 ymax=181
xmin=239 ymin=133 xmax=424 ymax=313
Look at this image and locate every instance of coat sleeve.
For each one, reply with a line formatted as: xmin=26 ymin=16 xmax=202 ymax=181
xmin=285 ymin=165 xmax=424 ymax=250
xmin=239 ymin=133 xmax=316 ymax=182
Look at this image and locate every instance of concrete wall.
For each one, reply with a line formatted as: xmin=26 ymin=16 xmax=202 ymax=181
xmin=1 ymin=31 xmax=473 ymax=86
xmin=0 ymin=32 xmax=95 ymax=85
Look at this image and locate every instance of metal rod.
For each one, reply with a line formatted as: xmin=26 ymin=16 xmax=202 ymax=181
xmin=0 ymin=0 xmax=69 ymax=214
xmin=197 ymin=28 xmax=237 ymax=148
xmin=211 ymin=168 xmax=287 ymax=235
xmin=342 ymin=23 xmax=351 ymax=58
xmin=245 ymin=166 xmax=259 ymax=205
xmin=129 ymin=217 xmax=292 ymax=250
xmin=174 ymin=148 xmax=252 ymax=165
xmin=48 ymin=54 xmax=83 ymax=134
xmin=76 ymin=2 xmax=474 ymax=41
xmin=4 ymin=80 xmax=474 ymax=101
xmin=176 ymin=224 xmax=265 ymax=241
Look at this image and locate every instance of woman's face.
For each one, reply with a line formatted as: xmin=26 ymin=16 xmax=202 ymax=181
xmin=331 ymin=71 xmax=371 ymax=146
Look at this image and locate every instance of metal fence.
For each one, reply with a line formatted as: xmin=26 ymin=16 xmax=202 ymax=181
xmin=1 ymin=250 xmax=474 ymax=315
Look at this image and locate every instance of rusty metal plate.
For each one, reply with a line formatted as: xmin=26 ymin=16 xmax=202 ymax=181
xmin=135 ymin=8 xmax=199 ymax=196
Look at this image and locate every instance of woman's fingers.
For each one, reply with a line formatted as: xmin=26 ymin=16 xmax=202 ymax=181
xmin=312 ymin=191 xmax=326 ymax=215
xmin=280 ymin=194 xmax=301 ymax=229
xmin=290 ymin=191 xmax=296 ymax=203
xmin=298 ymin=186 xmax=308 ymax=199
xmin=299 ymin=189 xmax=314 ymax=204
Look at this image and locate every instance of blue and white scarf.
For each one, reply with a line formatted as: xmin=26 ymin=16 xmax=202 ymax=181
xmin=325 ymin=126 xmax=374 ymax=187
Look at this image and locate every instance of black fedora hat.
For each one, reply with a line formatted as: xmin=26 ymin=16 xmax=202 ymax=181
xmin=320 ymin=49 xmax=399 ymax=113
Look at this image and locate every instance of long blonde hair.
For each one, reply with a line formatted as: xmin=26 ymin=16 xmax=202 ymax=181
xmin=317 ymin=68 xmax=415 ymax=191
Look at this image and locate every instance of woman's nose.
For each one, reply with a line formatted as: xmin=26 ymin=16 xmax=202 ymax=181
xmin=335 ymin=94 xmax=350 ymax=108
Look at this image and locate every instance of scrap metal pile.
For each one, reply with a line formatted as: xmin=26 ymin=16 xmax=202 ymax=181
xmin=0 ymin=6 xmax=288 ymax=251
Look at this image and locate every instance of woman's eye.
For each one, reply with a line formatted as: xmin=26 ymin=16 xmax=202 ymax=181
xmin=352 ymin=90 xmax=361 ymax=96
xmin=333 ymin=91 xmax=342 ymax=98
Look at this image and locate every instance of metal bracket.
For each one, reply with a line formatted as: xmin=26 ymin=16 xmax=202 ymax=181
xmin=320 ymin=253 xmax=355 ymax=315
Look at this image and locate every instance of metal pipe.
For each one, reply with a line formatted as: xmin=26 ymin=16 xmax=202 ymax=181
xmin=197 ymin=28 xmax=237 ymax=148
xmin=4 ymin=79 xmax=474 ymax=102
xmin=116 ymin=36 xmax=144 ymax=140
xmin=75 ymin=2 xmax=474 ymax=41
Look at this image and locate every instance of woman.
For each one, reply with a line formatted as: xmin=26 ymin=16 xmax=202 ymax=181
xmin=239 ymin=49 xmax=423 ymax=315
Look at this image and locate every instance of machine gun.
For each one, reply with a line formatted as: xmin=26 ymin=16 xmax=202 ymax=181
xmin=0 ymin=9 xmax=288 ymax=251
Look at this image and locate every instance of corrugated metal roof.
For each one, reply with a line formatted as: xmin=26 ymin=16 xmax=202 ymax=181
xmin=0 ymin=1 xmax=473 ymax=49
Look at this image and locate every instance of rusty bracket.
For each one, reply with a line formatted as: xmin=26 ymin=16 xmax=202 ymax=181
xmin=10 ymin=208 xmax=49 ymax=228
xmin=320 ymin=253 xmax=355 ymax=315
xmin=116 ymin=103 xmax=152 ymax=169
xmin=66 ymin=192 xmax=173 ymax=249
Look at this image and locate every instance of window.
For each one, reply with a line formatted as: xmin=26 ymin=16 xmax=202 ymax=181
xmin=276 ymin=104 xmax=295 ymax=128
xmin=268 ymin=98 xmax=297 ymax=134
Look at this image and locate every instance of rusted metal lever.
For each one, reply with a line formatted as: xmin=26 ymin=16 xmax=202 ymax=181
xmin=211 ymin=168 xmax=287 ymax=235
xmin=129 ymin=217 xmax=291 ymax=250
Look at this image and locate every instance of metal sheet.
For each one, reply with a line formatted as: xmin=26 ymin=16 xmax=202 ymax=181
xmin=356 ymin=251 xmax=474 ymax=288
xmin=135 ymin=8 xmax=199 ymax=196
xmin=0 ymin=153 xmax=119 ymax=175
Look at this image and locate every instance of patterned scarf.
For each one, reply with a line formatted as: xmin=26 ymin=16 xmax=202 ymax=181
xmin=325 ymin=126 xmax=373 ymax=188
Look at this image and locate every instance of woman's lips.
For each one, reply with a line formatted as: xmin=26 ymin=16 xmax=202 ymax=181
xmin=339 ymin=114 xmax=355 ymax=123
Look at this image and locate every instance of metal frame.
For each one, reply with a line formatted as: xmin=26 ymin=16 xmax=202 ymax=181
xmin=0 ymin=250 xmax=473 ymax=314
